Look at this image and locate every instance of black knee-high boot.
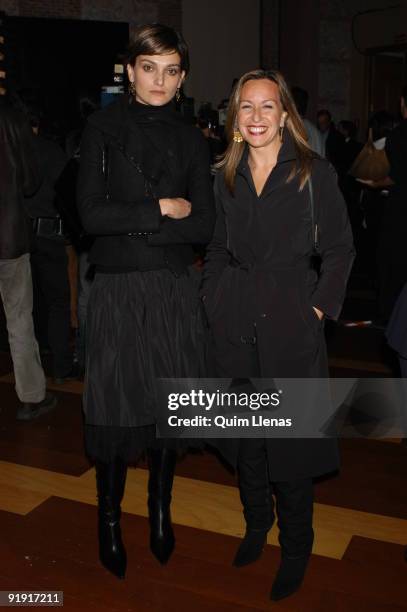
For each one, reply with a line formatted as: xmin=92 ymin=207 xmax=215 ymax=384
xmin=270 ymin=479 xmax=314 ymax=601
xmin=95 ymin=458 xmax=128 ymax=579
xmin=147 ymin=448 xmax=176 ymax=565
xmin=233 ymin=438 xmax=274 ymax=567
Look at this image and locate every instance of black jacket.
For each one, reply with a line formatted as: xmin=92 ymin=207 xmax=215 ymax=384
xmin=28 ymin=134 xmax=67 ymax=218
xmin=387 ymin=280 xmax=407 ymax=358
xmin=77 ymin=95 xmax=215 ymax=274
xmin=0 ymin=105 xmax=41 ymax=259
xmin=203 ymin=135 xmax=355 ymax=480
xmin=383 ymin=118 xmax=407 ymax=241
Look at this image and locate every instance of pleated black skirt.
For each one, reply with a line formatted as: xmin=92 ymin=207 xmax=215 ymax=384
xmin=83 ymin=266 xmax=210 ymax=462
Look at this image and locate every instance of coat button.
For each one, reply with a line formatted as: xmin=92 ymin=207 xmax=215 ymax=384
xmin=260 ymin=313 xmax=267 ymax=318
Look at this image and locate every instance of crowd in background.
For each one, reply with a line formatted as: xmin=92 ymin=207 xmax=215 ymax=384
xmin=1 ymin=77 xmax=407 ymax=419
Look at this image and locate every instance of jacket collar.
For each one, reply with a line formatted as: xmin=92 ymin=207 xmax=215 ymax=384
xmin=236 ymin=131 xmax=298 ymax=197
xmin=237 ymin=130 xmax=297 ymax=174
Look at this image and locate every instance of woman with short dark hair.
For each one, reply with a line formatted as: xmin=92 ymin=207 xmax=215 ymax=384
xmin=202 ymin=69 xmax=354 ymax=601
xmin=78 ymin=23 xmax=215 ymax=578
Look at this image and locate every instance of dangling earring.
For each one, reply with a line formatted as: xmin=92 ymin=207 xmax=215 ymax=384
xmin=233 ymin=128 xmax=243 ymax=143
xmin=175 ymin=88 xmax=181 ymax=103
xmin=279 ymin=124 xmax=284 ymax=142
xmin=129 ymin=81 xmax=136 ymax=97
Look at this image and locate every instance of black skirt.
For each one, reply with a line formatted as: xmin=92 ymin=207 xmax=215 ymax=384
xmin=83 ymin=266 xmax=210 ymax=462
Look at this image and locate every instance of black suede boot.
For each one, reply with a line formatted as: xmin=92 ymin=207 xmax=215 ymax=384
xmin=147 ymin=448 xmax=176 ymax=565
xmin=270 ymin=554 xmax=310 ymax=601
xmin=233 ymin=438 xmax=274 ymax=567
xmin=233 ymin=528 xmax=269 ymax=567
xmin=95 ymin=458 xmax=128 ymax=579
xmin=270 ymin=479 xmax=314 ymax=601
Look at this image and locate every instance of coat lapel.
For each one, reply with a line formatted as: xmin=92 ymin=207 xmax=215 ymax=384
xmin=236 ymin=135 xmax=297 ymax=200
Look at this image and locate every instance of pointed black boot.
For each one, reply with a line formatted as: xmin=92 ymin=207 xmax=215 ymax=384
xmin=270 ymin=478 xmax=314 ymax=600
xmin=147 ymin=448 xmax=176 ymax=565
xmin=95 ymin=458 xmax=128 ymax=579
xmin=233 ymin=528 xmax=269 ymax=567
xmin=270 ymin=555 xmax=310 ymax=601
xmin=233 ymin=438 xmax=274 ymax=567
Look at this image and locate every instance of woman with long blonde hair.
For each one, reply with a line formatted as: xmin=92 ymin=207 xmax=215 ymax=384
xmin=202 ymin=69 xmax=354 ymax=601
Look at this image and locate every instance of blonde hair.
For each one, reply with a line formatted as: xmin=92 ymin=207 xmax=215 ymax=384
xmin=216 ymin=69 xmax=314 ymax=193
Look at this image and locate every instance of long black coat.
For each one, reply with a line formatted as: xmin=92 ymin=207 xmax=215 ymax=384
xmin=0 ymin=105 xmax=41 ymax=259
xmin=386 ymin=280 xmax=407 ymax=359
xmin=203 ymin=135 xmax=355 ymax=481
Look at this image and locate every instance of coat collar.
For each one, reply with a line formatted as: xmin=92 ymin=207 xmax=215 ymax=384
xmin=237 ymin=130 xmax=297 ymax=174
xmin=236 ymin=131 xmax=298 ymax=198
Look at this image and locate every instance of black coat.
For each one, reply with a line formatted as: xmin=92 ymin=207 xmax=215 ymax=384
xmin=28 ymin=135 xmax=67 ymax=218
xmin=381 ymin=119 xmax=407 ymax=251
xmin=78 ymin=96 xmax=215 ymax=274
xmin=386 ymin=281 xmax=407 ymax=359
xmin=203 ymin=135 xmax=355 ymax=480
xmin=0 ymin=105 xmax=41 ymax=259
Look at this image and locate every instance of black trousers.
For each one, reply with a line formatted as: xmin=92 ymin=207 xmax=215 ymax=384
xmin=31 ymin=236 xmax=72 ymax=377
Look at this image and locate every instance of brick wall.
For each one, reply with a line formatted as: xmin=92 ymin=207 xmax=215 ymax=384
xmin=0 ymin=1 xmax=18 ymax=15
xmin=0 ymin=0 xmax=181 ymax=25
xmin=82 ymin=0 xmax=158 ymax=24
xmin=18 ymin=0 xmax=81 ymax=18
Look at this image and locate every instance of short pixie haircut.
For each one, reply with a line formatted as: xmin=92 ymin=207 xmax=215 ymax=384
xmin=125 ymin=23 xmax=190 ymax=76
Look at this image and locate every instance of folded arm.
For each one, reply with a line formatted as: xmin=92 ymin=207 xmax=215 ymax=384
xmin=77 ymin=124 xmax=162 ymax=236
xmin=148 ymin=132 xmax=215 ymax=246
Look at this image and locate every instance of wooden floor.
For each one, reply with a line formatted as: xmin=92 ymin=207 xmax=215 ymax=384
xmin=1 ymin=313 xmax=407 ymax=610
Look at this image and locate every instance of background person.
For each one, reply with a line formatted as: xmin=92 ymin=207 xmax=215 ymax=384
xmin=23 ymin=101 xmax=76 ymax=384
xmin=0 ymin=100 xmax=56 ymax=420
xmin=291 ymin=86 xmax=324 ymax=157
xmin=358 ymin=86 xmax=407 ymax=323
xmin=316 ymin=108 xmax=345 ymax=172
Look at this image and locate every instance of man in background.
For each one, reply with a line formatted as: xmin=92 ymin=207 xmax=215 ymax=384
xmin=0 ymin=98 xmax=56 ymax=419
xmin=24 ymin=100 xmax=75 ymax=383
xmin=317 ymin=108 xmax=345 ymax=171
xmin=291 ymin=86 xmax=324 ymax=157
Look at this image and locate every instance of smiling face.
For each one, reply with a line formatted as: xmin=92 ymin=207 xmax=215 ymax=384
xmin=126 ymin=52 xmax=185 ymax=106
xmin=236 ymin=79 xmax=287 ymax=150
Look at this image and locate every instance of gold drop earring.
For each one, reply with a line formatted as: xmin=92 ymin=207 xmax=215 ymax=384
xmin=129 ymin=81 xmax=136 ymax=97
xmin=279 ymin=124 xmax=284 ymax=142
xmin=175 ymin=88 xmax=181 ymax=103
xmin=233 ymin=126 xmax=243 ymax=143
